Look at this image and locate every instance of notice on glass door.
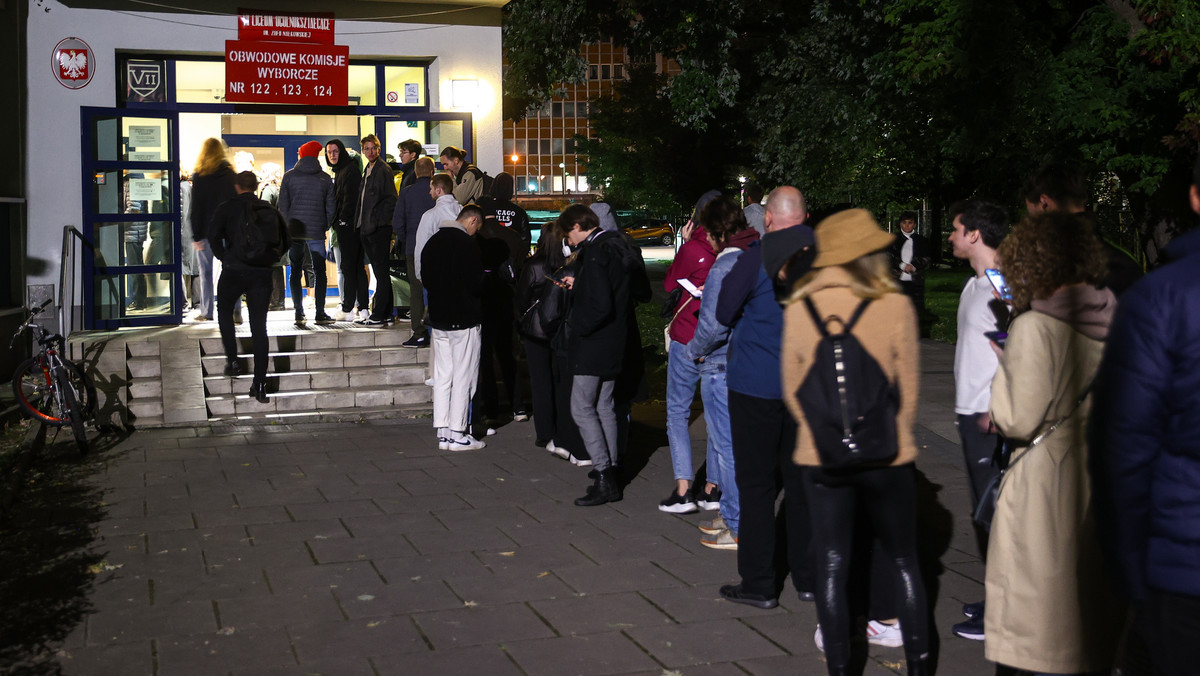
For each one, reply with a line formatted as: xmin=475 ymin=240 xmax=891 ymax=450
xmin=129 ymin=179 xmax=161 ymax=202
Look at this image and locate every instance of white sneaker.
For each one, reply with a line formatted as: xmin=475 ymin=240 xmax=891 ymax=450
xmin=547 ymin=442 xmax=571 ymax=461
xmin=569 ymin=453 xmax=593 ymax=467
xmin=303 ymin=296 xmax=315 ymax=309
xmin=485 ymin=427 xmax=497 ymax=437
xmin=866 ymin=620 xmax=903 ymax=647
xmin=438 ymin=437 xmax=451 ymax=451
xmin=424 ymin=377 xmax=434 ymax=387
xmin=445 ymin=435 xmax=486 ymax=451
xmin=814 ymin=625 xmax=824 ymax=652
xmin=356 ymin=309 xmax=371 ymax=323
xmin=333 ymin=308 xmax=349 ymax=321
xmin=513 ymin=412 xmax=529 ymax=422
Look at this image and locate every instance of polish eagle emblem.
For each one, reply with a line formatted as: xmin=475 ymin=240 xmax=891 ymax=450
xmin=58 ymin=50 xmax=88 ymax=80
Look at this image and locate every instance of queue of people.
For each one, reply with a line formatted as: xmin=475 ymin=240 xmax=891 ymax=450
xmin=189 ymin=134 xmax=1199 ymax=675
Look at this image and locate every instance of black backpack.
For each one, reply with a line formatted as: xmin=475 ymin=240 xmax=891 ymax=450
xmin=234 ymin=201 xmax=288 ymax=267
xmin=796 ymin=297 xmax=899 ymax=469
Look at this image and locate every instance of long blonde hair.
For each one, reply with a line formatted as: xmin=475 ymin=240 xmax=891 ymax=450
xmin=193 ymin=137 xmax=233 ymax=176
xmin=789 ymin=252 xmax=900 ymax=302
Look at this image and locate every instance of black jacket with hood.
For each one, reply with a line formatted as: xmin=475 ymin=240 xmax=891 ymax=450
xmin=325 ymin=139 xmax=361 ymax=228
xmin=566 ymin=228 xmax=652 ymax=378
xmin=192 ymin=163 xmax=237 ymax=243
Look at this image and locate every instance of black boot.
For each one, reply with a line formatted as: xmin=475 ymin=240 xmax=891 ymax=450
xmin=248 ymin=379 xmax=269 ymax=404
xmin=575 ymin=468 xmax=620 ymax=506
xmin=223 ymin=359 xmax=242 ymax=377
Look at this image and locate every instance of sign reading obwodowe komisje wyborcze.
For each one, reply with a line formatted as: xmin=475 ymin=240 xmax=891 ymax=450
xmin=225 ymin=8 xmax=347 ymax=105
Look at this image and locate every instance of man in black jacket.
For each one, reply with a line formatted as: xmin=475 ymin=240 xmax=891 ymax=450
xmin=208 ymin=171 xmax=288 ymax=403
xmin=393 ymin=156 xmax=436 ymax=346
xmin=887 ymin=210 xmax=932 ymax=311
xmin=422 ymin=206 xmax=487 ymax=451
xmin=356 ymin=134 xmax=398 ymax=325
xmin=562 ymin=204 xmax=651 ymax=506
xmin=325 ymin=139 xmax=368 ymax=321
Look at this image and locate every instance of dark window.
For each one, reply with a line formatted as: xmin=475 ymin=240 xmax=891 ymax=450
xmin=589 ymin=65 xmax=597 ymax=80
xmin=552 ymin=139 xmax=564 ymax=154
xmin=552 ymin=102 xmax=563 ymax=117
xmin=578 ymin=102 xmax=589 ymax=118
xmin=517 ymin=177 xmax=528 ymax=192
xmin=540 ymin=139 xmax=551 ymax=155
xmin=565 ymin=138 xmax=576 ymax=154
xmin=515 ymin=139 xmax=526 ymax=154
xmin=563 ymin=102 xmax=575 ymax=118
xmin=614 ymin=64 xmax=624 ymax=79
xmin=503 ymin=139 xmax=514 ymax=154
xmin=601 ymin=65 xmax=610 ymax=79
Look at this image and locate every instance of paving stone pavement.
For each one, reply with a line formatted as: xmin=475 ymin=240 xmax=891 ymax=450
xmin=50 ymin=340 xmax=992 ymax=675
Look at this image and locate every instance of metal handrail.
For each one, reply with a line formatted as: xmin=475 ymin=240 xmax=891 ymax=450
xmin=60 ymin=226 xmax=88 ymax=339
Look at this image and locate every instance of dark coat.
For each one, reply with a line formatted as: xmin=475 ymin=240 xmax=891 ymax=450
xmin=393 ymin=176 xmax=434 ymax=255
xmin=278 ymin=156 xmax=334 ymax=241
xmin=208 ymin=192 xmax=288 ymax=271
xmin=397 ymin=159 xmax=417 ymax=192
xmin=421 ymin=225 xmax=483 ymax=331
xmin=357 ymin=160 xmax=397 ymax=236
xmin=327 ymin=141 xmax=361 ymax=228
xmin=1090 ymin=226 xmax=1200 ymax=600
xmin=887 ymin=231 xmax=932 ymax=285
xmin=190 ymin=164 xmax=236 ymax=242
xmin=566 ymin=229 xmax=652 ymax=378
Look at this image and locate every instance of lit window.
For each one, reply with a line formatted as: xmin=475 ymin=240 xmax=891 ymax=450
xmin=553 ymin=139 xmax=564 ymax=154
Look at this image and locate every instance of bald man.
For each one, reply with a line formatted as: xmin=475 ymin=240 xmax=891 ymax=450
xmin=712 ymin=186 xmax=816 ymax=609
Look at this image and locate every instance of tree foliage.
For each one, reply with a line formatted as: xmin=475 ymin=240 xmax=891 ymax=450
xmin=503 ymin=0 xmax=1200 ymax=258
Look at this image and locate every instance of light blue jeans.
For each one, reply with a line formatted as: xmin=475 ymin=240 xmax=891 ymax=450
xmin=700 ymin=362 xmax=737 ymax=533
xmin=666 ymin=341 xmax=718 ymax=485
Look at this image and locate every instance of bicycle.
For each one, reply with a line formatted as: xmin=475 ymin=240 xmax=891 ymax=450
xmin=9 ymin=298 xmax=97 ymax=454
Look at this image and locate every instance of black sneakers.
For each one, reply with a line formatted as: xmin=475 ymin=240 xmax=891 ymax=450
xmin=402 ymin=335 xmax=429 ymax=348
xmin=658 ymin=489 xmax=698 ymax=514
xmin=952 ymin=604 xmax=985 ymax=641
xmin=696 ymin=485 xmax=722 ymax=511
xmin=718 ymin=584 xmax=778 ymax=609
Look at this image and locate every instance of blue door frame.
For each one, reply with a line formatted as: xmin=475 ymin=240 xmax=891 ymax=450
xmin=80 ymin=106 xmax=182 ymax=330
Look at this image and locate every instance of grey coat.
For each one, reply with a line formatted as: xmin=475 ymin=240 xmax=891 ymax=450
xmin=278 ymin=156 xmax=335 ymax=241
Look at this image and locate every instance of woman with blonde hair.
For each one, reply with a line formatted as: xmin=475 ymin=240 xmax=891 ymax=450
xmin=984 ymin=211 xmax=1125 ymax=676
xmin=189 ymin=137 xmax=237 ymax=321
xmin=781 ymin=208 xmax=928 ymax=676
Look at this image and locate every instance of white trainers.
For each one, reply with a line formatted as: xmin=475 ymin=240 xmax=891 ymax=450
xmin=333 ymin=308 xmax=349 ymax=321
xmin=424 ymin=377 xmax=434 ymax=387
xmin=356 ymin=309 xmax=371 ymax=323
xmin=485 ymin=427 xmax=497 ymax=436
xmin=303 ymin=295 xmax=315 ymax=310
xmin=569 ymin=453 xmax=593 ymax=467
xmin=445 ymin=435 xmax=486 ymax=451
xmin=814 ymin=621 xmax=904 ymax=652
xmin=438 ymin=437 xmax=451 ymax=451
xmin=865 ymin=620 xmax=903 ymax=647
xmin=547 ymin=442 xmax=571 ymax=461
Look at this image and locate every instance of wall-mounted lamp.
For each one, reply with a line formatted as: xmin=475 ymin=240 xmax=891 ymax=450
xmin=451 ymin=79 xmax=479 ymax=110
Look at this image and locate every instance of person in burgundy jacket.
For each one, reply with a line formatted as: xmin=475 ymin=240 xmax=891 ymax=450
xmin=659 ymin=190 xmax=722 ymax=514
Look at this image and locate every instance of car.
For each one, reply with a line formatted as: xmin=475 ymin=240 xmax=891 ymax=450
xmin=622 ymin=218 xmax=675 ymax=246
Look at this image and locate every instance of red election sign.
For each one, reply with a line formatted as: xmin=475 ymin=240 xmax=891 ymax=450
xmin=237 ymin=9 xmax=335 ymax=45
xmin=225 ymin=41 xmax=348 ymax=105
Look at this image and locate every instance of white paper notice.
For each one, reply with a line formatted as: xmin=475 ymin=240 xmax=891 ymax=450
xmin=422 ymin=144 xmax=439 ymax=158
xmin=129 ymin=179 xmax=161 ymax=202
xmin=127 ymin=125 xmax=162 ymax=148
xmin=129 ymin=151 xmax=161 ymax=162
xmin=404 ymin=83 xmax=419 ymax=104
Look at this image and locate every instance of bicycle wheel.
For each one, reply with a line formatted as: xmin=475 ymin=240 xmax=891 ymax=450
xmin=59 ymin=368 xmax=90 ymax=455
xmin=12 ymin=357 xmax=66 ymax=426
xmin=63 ymin=359 xmax=98 ymax=418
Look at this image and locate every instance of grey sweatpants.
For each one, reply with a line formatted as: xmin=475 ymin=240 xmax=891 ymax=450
xmin=570 ymin=375 xmax=618 ymax=471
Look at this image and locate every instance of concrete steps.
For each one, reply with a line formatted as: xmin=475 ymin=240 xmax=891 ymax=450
xmin=68 ymin=316 xmax=432 ymax=428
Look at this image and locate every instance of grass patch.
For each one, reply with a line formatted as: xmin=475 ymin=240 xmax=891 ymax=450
xmin=924 ymin=265 xmax=972 ymax=344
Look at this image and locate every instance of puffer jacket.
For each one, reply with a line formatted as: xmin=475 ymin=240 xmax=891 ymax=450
xmin=278 ymin=156 xmax=334 ymax=240
xmin=1090 ymin=226 xmax=1200 ymax=600
xmin=664 ymin=224 xmax=715 ymax=344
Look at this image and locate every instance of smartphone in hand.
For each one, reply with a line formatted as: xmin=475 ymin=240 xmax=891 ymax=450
xmin=984 ymin=330 xmax=1008 ymax=348
xmin=984 ymin=268 xmax=1013 ymax=302
xmin=544 ymin=274 xmax=569 ymax=289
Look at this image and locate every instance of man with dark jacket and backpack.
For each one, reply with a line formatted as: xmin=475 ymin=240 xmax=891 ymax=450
xmin=561 ymin=204 xmax=652 ymax=506
xmin=208 ymin=171 xmax=288 ymax=403
xmin=356 ymin=134 xmax=398 ymax=325
xmin=278 ymin=140 xmax=335 ymax=325
xmin=439 ymin=146 xmax=485 ymax=205
xmin=393 ymin=156 xmax=436 ymax=347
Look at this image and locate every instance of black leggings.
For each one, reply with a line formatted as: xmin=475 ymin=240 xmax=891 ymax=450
xmin=805 ymin=464 xmax=928 ymax=672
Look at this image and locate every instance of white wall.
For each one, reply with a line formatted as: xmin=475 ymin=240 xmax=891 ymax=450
xmin=26 ymin=0 xmax=501 ymax=289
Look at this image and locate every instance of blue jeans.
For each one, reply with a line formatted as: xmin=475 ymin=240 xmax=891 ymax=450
xmin=666 ymin=340 xmax=715 ymax=483
xmin=700 ymin=362 xmax=737 ymax=532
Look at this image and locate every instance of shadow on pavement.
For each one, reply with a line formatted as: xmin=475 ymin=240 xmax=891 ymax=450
xmin=0 ymin=429 xmax=131 ymax=675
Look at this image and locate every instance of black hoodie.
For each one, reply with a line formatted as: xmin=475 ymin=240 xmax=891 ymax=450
xmin=325 ymin=138 xmax=361 ymax=227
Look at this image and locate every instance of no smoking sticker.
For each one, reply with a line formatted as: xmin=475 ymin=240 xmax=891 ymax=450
xmin=386 ymin=91 xmax=398 ymax=103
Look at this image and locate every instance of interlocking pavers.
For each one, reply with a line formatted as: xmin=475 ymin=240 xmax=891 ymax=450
xmin=32 ymin=340 xmax=999 ymax=674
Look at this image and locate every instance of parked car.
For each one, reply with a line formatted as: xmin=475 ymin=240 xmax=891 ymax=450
xmin=622 ymin=218 xmax=675 ymax=246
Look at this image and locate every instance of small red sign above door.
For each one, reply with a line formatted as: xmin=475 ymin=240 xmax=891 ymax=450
xmin=225 ymin=40 xmax=349 ymax=106
xmin=238 ymin=9 xmax=335 ymax=45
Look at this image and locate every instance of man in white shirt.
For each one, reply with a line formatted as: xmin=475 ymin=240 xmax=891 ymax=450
xmin=946 ymin=199 xmax=1010 ymax=642
xmin=743 ymin=183 xmax=766 ymax=237
xmin=888 ymin=211 xmax=932 ymax=312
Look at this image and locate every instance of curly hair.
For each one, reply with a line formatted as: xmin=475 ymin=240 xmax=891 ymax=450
xmin=996 ymin=211 xmax=1107 ymax=311
xmin=698 ymin=196 xmax=748 ymax=246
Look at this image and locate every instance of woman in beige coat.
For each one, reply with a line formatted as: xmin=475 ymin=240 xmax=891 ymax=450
xmin=985 ymin=212 xmax=1126 ymax=675
xmin=782 ymin=209 xmax=928 ymax=676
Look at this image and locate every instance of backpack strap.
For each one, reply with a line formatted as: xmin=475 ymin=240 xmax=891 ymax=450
xmin=843 ymin=299 xmax=873 ymax=331
xmin=802 ymin=297 xmax=830 ymax=338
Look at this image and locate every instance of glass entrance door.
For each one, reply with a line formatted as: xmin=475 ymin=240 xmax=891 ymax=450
xmin=81 ymin=107 xmax=181 ymax=329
